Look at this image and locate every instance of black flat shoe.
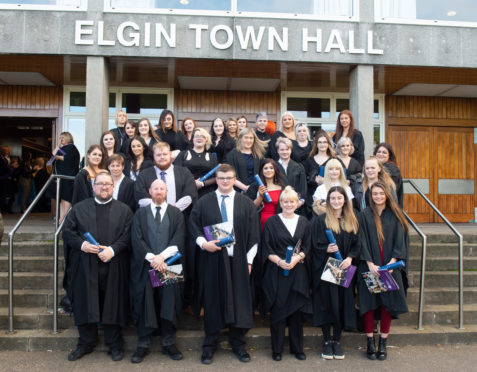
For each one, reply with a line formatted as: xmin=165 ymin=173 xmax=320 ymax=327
xmin=110 ymin=349 xmax=124 ymax=362
xmin=130 ymin=347 xmax=150 ymax=364
xmin=162 ymin=344 xmax=183 ymax=361
xmin=68 ymin=347 xmax=93 ymax=361
xmin=233 ymin=348 xmax=251 ymax=363
xmin=294 ymin=352 xmax=306 ymax=361
xmin=201 ymin=350 xmax=214 ymax=365
xmin=272 ymin=352 xmax=282 ymax=361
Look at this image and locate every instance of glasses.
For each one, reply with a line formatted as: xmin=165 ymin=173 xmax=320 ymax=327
xmin=216 ymin=177 xmax=235 ymax=182
xmin=94 ymin=183 xmax=113 ymax=187
xmin=317 ymin=141 xmax=328 ymax=145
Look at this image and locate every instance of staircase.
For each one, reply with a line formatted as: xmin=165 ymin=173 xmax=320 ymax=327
xmin=1 ymin=228 xmax=477 ymax=351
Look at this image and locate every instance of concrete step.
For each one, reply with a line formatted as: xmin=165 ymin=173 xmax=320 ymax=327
xmin=409 ymin=243 xmax=477 ymax=257
xmin=0 ymin=241 xmax=63 ymax=257
xmin=395 ymin=304 xmax=477 ymax=327
xmin=0 ymin=272 xmax=64 ymax=290
xmin=407 ymin=271 xmax=477 ymax=287
xmin=408 ymin=257 xmax=477 ymax=271
xmin=409 ymin=234 xmax=477 ymax=244
xmin=0 ymin=257 xmax=64 ymax=273
xmin=406 ymin=287 xmax=477 ymax=306
xmin=1 ymin=325 xmax=476 ymax=352
xmin=0 ymin=289 xmax=63 ymax=308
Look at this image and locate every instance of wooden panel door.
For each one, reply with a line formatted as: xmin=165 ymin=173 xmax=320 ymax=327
xmin=435 ymin=127 xmax=474 ymax=222
xmin=389 ymin=126 xmax=475 ymax=223
xmin=388 ymin=126 xmax=433 ymax=222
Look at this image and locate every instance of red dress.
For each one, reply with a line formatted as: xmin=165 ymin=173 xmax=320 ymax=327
xmin=260 ymin=189 xmax=281 ymax=230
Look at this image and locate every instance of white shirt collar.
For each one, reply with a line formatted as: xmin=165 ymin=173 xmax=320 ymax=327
xmin=94 ymin=197 xmax=113 ymax=205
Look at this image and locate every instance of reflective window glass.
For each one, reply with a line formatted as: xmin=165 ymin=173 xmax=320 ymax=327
xmin=69 ymin=92 xmax=85 ymax=113
xmin=111 ymin=0 xmax=230 ymax=11
xmin=121 ymin=93 xmax=167 ymax=115
xmin=287 ymin=97 xmax=331 ymax=119
xmin=238 ymin=0 xmax=353 ymax=16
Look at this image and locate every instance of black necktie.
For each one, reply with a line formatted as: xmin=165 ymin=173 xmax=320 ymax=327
xmin=155 ymin=206 xmax=161 ymax=223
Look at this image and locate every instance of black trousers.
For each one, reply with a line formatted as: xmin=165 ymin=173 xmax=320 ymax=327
xmin=203 ymin=326 xmax=248 ymax=352
xmin=270 ymin=310 xmax=303 ymax=354
xmin=135 ymin=286 xmax=177 ymax=348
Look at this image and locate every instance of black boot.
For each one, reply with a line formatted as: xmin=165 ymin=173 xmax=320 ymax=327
xmin=377 ymin=337 xmax=387 ymax=360
xmin=366 ymin=337 xmax=376 ymax=360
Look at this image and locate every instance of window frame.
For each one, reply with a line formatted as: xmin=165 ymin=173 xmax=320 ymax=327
xmin=0 ymin=0 xmax=86 ymax=11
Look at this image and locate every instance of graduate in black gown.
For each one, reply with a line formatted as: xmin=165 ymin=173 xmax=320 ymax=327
xmin=374 ymin=143 xmax=403 ymax=208
xmin=134 ymin=142 xmax=197 ymax=212
xmin=174 ymin=127 xmax=218 ymax=198
xmin=111 ymin=110 xmax=128 ymax=149
xmin=311 ymin=186 xmax=360 ymax=360
xmin=362 ymin=156 xmax=398 ymax=208
xmin=130 ymin=179 xmax=186 ymax=363
xmin=225 ymin=128 xmax=266 ymax=199
xmin=267 ymin=112 xmax=302 ymax=162
xmin=275 ymin=136 xmax=307 ymax=216
xmin=63 ymin=171 xmax=133 ymax=362
xmin=336 ymin=136 xmax=362 ymax=178
xmin=261 ymin=186 xmax=311 ymax=362
xmin=190 ymin=164 xmax=260 ymax=365
xmin=155 ymin=110 xmax=189 ymax=155
xmin=358 ymin=181 xmax=408 ymax=361
xmin=123 ymin=136 xmax=154 ymax=181
xmin=294 ymin=122 xmax=313 ymax=165
xmin=72 ymin=145 xmax=105 ymax=205
xmin=332 ymin=110 xmax=365 ymax=167
xmin=106 ymin=154 xmax=136 ymax=212
xmin=209 ymin=117 xmax=236 ymax=163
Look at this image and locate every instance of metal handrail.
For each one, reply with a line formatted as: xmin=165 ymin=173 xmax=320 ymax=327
xmin=52 ymin=207 xmax=72 ymax=334
xmin=403 ymin=179 xmax=464 ymax=329
xmin=402 ymin=210 xmax=427 ymax=330
xmin=7 ymin=174 xmax=75 ymax=334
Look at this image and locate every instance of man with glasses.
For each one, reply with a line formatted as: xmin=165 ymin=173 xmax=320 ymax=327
xmin=190 ymin=164 xmax=260 ymax=365
xmin=63 ymin=171 xmax=133 ymax=362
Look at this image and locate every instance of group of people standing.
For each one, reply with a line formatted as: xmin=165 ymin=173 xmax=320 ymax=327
xmin=53 ymin=108 xmax=409 ymax=364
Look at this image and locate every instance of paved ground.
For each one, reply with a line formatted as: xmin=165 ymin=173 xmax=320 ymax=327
xmin=0 ymin=344 xmax=476 ymax=372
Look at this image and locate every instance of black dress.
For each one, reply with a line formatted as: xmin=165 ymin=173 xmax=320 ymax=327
xmin=311 ymin=213 xmax=361 ymax=331
xmin=209 ymin=137 xmax=235 ymax=164
xmin=294 ymin=141 xmax=313 ymax=165
xmin=261 ymin=215 xmax=312 ymax=323
xmin=268 ymin=131 xmax=309 ymax=164
xmin=277 ymin=160 xmax=307 ymax=216
xmin=156 ymin=129 xmax=189 ymax=151
xmin=333 ymin=130 xmax=365 ymax=167
xmin=174 ymin=149 xmax=218 ymax=198
xmin=224 ymin=149 xmax=262 ymax=199
xmin=341 ymin=157 xmax=362 ymax=179
xmin=357 ymin=208 xmax=408 ymax=317
xmin=123 ymin=158 xmax=154 ymax=181
xmin=71 ymin=169 xmax=94 ymax=205
xmin=51 ymin=143 xmax=80 ymax=203
xmin=303 ymin=156 xmax=333 ymax=214
xmin=383 ymin=163 xmax=403 ymax=208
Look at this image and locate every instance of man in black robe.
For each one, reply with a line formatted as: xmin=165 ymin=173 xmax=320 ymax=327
xmin=190 ymin=164 xmax=260 ymax=364
xmin=134 ymin=141 xmax=197 ymax=213
xmin=63 ymin=171 xmax=133 ymax=362
xmin=110 ymin=110 xmax=127 ymax=147
xmin=130 ymin=179 xmax=185 ymax=363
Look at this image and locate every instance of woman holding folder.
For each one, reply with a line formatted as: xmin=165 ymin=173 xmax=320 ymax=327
xmin=358 ymin=181 xmax=408 ymax=361
xmin=261 ymin=186 xmax=311 ymax=362
xmin=311 ymin=186 xmax=360 ymax=360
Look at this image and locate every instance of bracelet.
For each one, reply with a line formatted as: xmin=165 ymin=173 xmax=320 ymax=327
xmin=277 ymin=259 xmax=282 ymax=266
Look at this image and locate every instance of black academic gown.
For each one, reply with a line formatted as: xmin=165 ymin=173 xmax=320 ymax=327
xmin=116 ymin=176 xmax=136 ymax=212
xmin=49 ymin=143 xmax=80 ymax=203
xmin=123 ymin=158 xmax=154 ymax=180
xmin=62 ymin=198 xmax=133 ymax=326
xmin=156 ymin=129 xmax=189 ymax=151
xmin=357 ymin=208 xmax=408 ymax=317
xmin=383 ymin=163 xmax=404 ymax=208
xmin=333 ymin=130 xmax=365 ymax=167
xmin=189 ymin=191 xmax=260 ymax=333
xmin=267 ymin=131 xmax=302 ymax=163
xmin=311 ymin=213 xmax=361 ymax=330
xmin=278 ymin=160 xmax=307 ymax=215
xmin=134 ymin=165 xmax=198 ymax=209
xmin=224 ymin=149 xmax=262 ymax=198
xmin=71 ymin=169 xmax=93 ymax=205
xmin=209 ymin=137 xmax=236 ymax=164
xmin=111 ymin=127 xmax=126 ymax=148
xmin=130 ymin=205 xmax=185 ymax=328
xmin=261 ymin=215 xmax=312 ymax=323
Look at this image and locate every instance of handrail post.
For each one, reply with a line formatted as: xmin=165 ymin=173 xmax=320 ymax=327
xmin=7 ymin=233 xmax=14 ymax=334
xmin=417 ymin=234 xmax=427 ymax=330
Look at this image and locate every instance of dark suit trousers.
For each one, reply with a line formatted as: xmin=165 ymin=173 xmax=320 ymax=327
xmin=203 ymin=327 xmax=249 ymax=352
xmin=77 ymin=262 xmax=123 ymax=351
xmin=270 ymin=310 xmax=303 ymax=354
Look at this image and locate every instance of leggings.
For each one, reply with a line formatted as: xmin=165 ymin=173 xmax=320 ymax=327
xmin=322 ymin=322 xmax=342 ymax=342
xmin=364 ymin=306 xmax=392 ymax=334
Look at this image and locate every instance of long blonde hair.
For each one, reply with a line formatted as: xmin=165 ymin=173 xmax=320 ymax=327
xmin=236 ymin=128 xmax=267 ymax=159
xmin=324 ymin=159 xmax=348 ymax=191
xmin=362 ymin=156 xmax=395 ymax=192
xmin=325 ymin=186 xmax=358 ymax=234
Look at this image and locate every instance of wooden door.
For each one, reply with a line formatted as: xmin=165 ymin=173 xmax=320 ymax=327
xmin=388 ymin=126 xmax=474 ymax=223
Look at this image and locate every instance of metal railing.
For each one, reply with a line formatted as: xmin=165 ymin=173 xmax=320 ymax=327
xmin=402 ymin=210 xmax=427 ymax=330
xmin=7 ymin=174 xmax=75 ymax=334
xmin=403 ymin=179 xmax=464 ymax=330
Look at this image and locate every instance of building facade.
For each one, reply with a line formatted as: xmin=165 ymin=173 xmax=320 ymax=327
xmin=0 ymin=0 xmax=476 ymax=222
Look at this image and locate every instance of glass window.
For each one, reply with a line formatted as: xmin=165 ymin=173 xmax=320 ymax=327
xmin=238 ymin=0 xmax=353 ymax=16
xmin=336 ymin=98 xmax=380 ymax=119
xmin=66 ymin=117 xmax=85 ymax=158
xmin=121 ymin=93 xmax=167 ymax=115
xmin=109 ymin=93 xmax=116 ymax=115
xmin=110 ymin=0 xmax=230 ymax=11
xmin=287 ymin=97 xmax=331 ymax=119
xmin=377 ymin=0 xmax=477 ymax=23
xmin=0 ymin=0 xmax=83 ymax=7
xmin=69 ymin=92 xmax=85 ymax=113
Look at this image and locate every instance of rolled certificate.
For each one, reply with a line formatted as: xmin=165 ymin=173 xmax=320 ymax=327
xmin=217 ymin=235 xmax=235 ymax=247
xmin=200 ymin=164 xmax=220 ymax=182
xmin=379 ymin=260 xmax=406 ymax=271
xmin=325 ymin=229 xmax=343 ymax=261
xmin=283 ymin=245 xmax=294 ymax=277
xmin=47 ymin=147 xmax=66 ymax=167
xmin=254 ymin=174 xmax=272 ymax=203
xmin=83 ymin=232 xmax=110 ymax=261
xmin=319 ymin=165 xmax=325 ymax=177
xmin=165 ymin=252 xmax=182 ymax=266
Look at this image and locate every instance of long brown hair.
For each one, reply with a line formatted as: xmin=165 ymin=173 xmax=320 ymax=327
xmin=309 ymin=130 xmax=336 ymax=158
xmin=325 ymin=186 xmax=358 ymax=234
xmin=369 ymin=181 xmax=408 ymax=245
xmin=335 ymin=109 xmax=356 ymax=141
xmin=362 ymin=156 xmax=395 ymax=192
xmin=159 ymin=110 xmax=178 ymax=133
